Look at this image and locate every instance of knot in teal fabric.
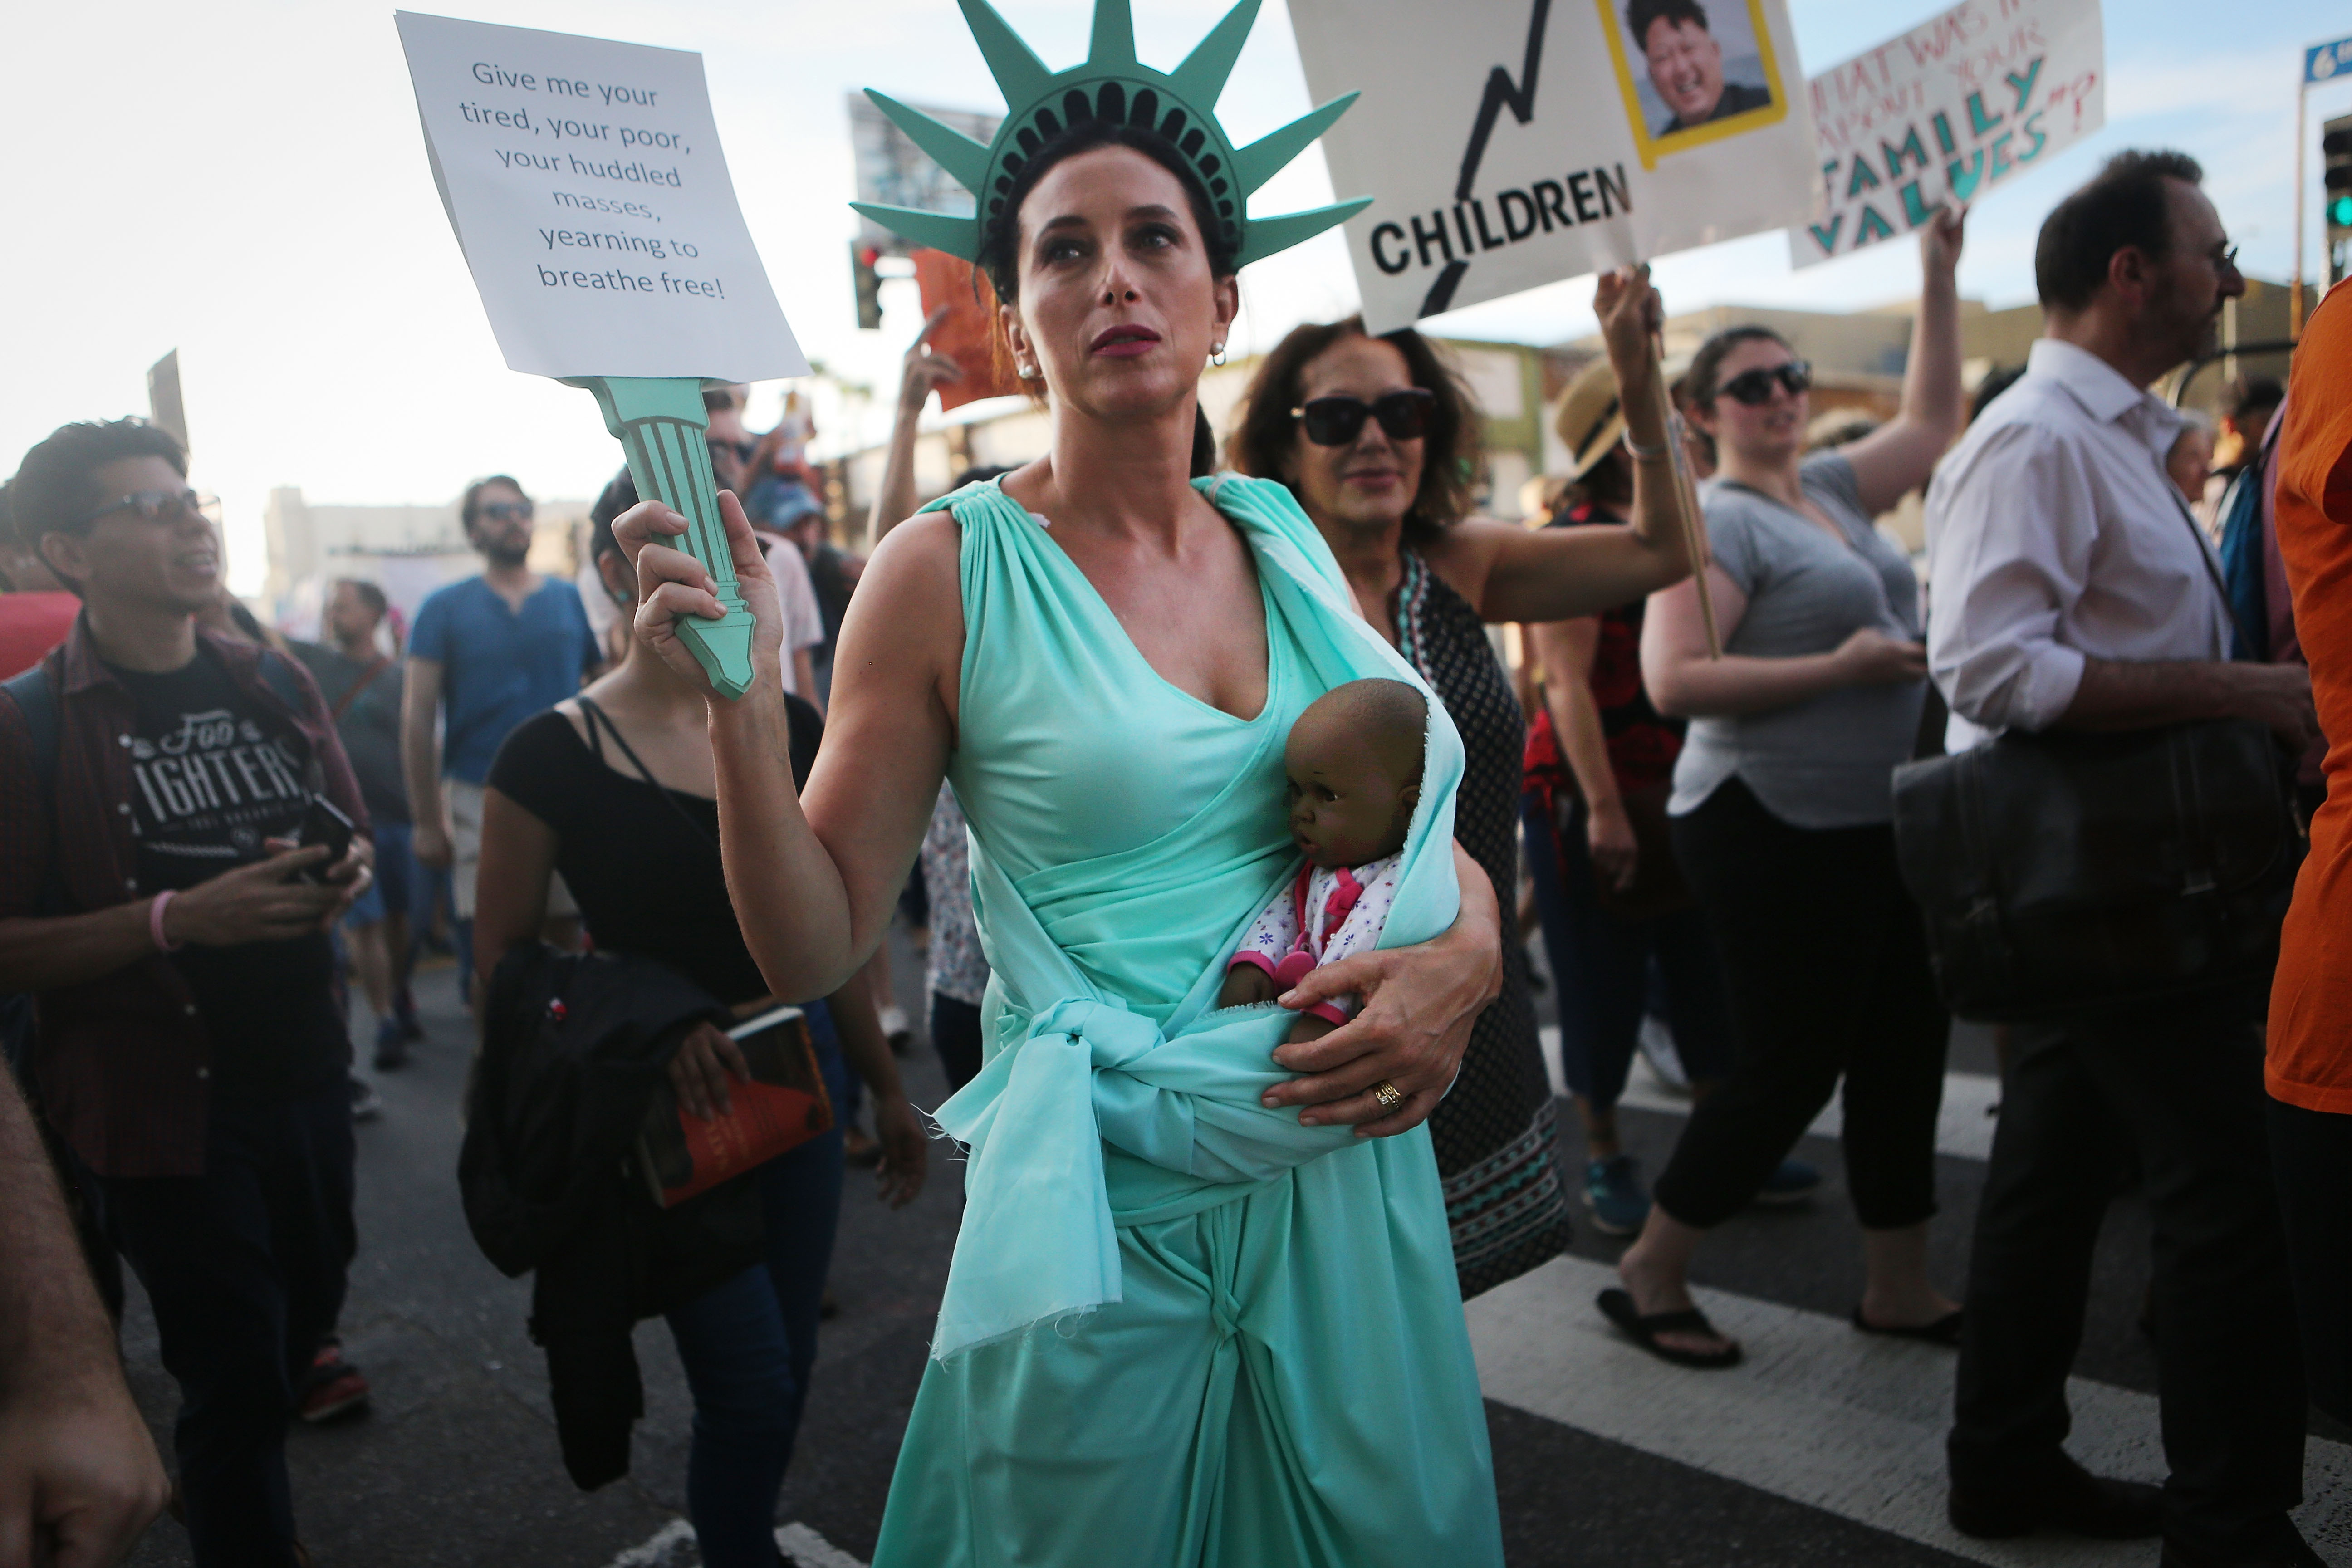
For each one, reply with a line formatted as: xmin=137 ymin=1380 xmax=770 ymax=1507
xmin=1032 ymin=997 xmax=1163 ymax=1070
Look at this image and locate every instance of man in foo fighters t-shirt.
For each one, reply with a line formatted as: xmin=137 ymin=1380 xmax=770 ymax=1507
xmin=0 ymin=417 xmax=372 ymax=1568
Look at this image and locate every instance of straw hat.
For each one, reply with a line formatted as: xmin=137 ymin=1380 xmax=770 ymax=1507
xmin=1554 ymin=357 xmax=1627 ymax=480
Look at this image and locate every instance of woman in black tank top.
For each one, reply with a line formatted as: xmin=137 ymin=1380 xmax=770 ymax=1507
xmin=473 ymin=479 xmax=926 ymax=1568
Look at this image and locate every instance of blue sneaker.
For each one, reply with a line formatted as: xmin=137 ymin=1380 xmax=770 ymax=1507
xmin=372 ymin=1016 xmax=410 ymax=1072
xmin=1582 ymin=1155 xmax=1652 ymax=1236
xmin=1752 ymin=1158 xmax=1821 ymax=1206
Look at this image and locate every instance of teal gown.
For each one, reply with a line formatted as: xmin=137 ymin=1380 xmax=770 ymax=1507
xmin=869 ymin=474 xmax=1505 ymax=1568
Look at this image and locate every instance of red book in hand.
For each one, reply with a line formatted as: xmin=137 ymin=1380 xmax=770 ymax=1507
xmin=637 ymin=1004 xmax=834 ymax=1208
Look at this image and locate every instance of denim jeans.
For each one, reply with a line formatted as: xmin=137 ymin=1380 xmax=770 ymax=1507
xmin=811 ymin=998 xmax=863 ymax=1126
xmin=662 ymin=1034 xmax=850 ymax=1565
xmin=344 ymin=820 xmax=420 ymax=929
xmin=407 ymin=853 xmax=464 ymax=994
xmin=1519 ymin=790 xmax=1732 ymax=1110
xmin=103 ymin=1084 xmax=355 ymax=1568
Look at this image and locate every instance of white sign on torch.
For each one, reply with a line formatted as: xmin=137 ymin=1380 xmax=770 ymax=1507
xmin=1794 ymin=0 xmax=2103 ymax=269
xmin=395 ymin=11 xmax=807 ymax=382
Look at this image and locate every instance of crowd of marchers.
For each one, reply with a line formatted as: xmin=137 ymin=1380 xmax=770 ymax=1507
xmin=1 ymin=143 xmax=2351 ymax=1568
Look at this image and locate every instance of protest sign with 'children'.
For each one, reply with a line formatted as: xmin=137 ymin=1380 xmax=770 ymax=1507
xmin=1292 ymin=0 xmax=1819 ymax=332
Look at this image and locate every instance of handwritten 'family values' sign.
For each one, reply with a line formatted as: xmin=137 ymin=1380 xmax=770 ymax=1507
xmin=395 ymin=12 xmax=806 ymax=382
xmin=1794 ymin=0 xmax=2102 ymax=269
xmin=1290 ymin=0 xmax=1819 ymax=333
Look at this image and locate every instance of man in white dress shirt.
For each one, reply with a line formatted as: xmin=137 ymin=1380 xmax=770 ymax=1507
xmin=1927 ymin=150 xmax=2320 ymax=1568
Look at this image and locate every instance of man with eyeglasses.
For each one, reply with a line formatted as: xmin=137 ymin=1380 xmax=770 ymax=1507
xmin=1926 ymin=151 xmax=2319 ymax=1566
xmin=0 ymin=416 xmax=373 ymax=1568
xmin=401 ymin=475 xmax=597 ymax=1000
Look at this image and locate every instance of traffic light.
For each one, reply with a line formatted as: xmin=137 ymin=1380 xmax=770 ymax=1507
xmin=852 ymin=241 xmax=884 ymax=330
xmin=2327 ymin=115 xmax=2352 ymax=288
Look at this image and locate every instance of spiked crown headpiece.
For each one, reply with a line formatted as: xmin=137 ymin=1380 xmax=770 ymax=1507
xmin=853 ymin=0 xmax=1368 ymax=271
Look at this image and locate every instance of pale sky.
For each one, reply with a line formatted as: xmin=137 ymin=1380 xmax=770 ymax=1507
xmin=4 ymin=0 xmax=2346 ymax=594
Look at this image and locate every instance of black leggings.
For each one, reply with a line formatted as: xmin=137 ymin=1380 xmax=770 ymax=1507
xmin=1651 ymin=777 xmax=1949 ymax=1231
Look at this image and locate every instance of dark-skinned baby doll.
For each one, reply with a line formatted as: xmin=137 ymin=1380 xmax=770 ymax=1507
xmin=1215 ymin=678 xmax=1427 ymax=1044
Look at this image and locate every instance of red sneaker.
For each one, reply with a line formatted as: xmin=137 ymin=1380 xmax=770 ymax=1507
xmin=298 ymin=1341 xmax=371 ymax=1424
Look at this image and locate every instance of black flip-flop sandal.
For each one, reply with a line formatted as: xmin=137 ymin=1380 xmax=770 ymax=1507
xmin=1850 ymin=1305 xmax=1964 ymax=1346
xmin=1597 ymin=1288 xmax=1743 ymax=1369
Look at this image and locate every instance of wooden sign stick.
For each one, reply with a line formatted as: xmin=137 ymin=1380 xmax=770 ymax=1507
xmin=1643 ymin=333 xmax=1722 ymax=659
xmin=564 ymin=376 xmax=758 ymax=699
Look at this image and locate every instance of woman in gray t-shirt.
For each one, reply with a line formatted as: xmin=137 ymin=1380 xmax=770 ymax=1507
xmin=1597 ymin=212 xmax=1970 ymax=1370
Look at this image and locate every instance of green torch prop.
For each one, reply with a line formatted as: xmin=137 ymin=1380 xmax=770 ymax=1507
xmin=565 ymin=376 xmax=757 ymax=699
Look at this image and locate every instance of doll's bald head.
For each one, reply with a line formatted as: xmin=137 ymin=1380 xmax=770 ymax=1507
xmin=1284 ymin=680 xmax=1427 ymax=868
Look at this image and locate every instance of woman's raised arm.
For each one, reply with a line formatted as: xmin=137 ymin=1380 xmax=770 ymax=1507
xmin=1841 ymin=208 xmax=1967 ymax=516
xmin=1447 ymin=268 xmax=1693 ymax=625
xmin=620 ymin=492 xmax=964 ymax=1000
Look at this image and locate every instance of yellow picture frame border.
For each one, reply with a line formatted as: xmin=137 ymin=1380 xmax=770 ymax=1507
xmin=1597 ymin=0 xmax=1791 ymax=172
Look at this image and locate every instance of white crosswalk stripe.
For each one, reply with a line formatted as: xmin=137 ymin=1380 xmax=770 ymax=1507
xmin=1471 ymin=1255 xmax=2352 ymax=1566
xmin=775 ymin=1522 xmax=868 ymax=1567
xmin=1539 ymin=1024 xmax=2004 ymax=1161
xmin=603 ymin=1520 xmax=694 ymax=1568
xmin=600 ymin=1520 xmax=868 ymax=1568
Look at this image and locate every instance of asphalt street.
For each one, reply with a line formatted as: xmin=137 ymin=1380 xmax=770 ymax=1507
xmin=108 ymin=930 xmax=2352 ymax=1567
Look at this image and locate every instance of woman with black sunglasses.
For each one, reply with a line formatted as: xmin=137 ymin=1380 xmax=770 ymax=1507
xmin=1598 ymin=208 xmax=1971 ymax=1369
xmin=1227 ymin=271 xmax=1696 ymax=1298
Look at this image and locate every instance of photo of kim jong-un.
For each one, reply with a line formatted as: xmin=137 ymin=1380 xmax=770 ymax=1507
xmin=1599 ymin=0 xmax=1788 ymax=167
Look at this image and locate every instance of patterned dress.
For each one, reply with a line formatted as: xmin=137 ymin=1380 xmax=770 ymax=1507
xmin=1393 ymin=547 xmax=1572 ymax=1297
xmin=919 ymin=783 xmax=989 ymax=1007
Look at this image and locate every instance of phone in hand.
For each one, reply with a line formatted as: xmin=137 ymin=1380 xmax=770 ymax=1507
xmin=293 ymin=799 xmax=355 ymax=883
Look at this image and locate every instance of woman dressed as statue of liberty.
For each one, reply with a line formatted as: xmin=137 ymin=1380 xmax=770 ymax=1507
xmin=620 ymin=0 xmax=1688 ymax=1556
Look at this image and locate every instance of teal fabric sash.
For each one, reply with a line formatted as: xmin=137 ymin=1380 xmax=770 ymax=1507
xmin=921 ymin=474 xmax=1465 ymax=1360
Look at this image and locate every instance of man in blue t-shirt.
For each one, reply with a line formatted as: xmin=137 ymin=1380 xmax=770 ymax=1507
xmin=400 ymin=475 xmax=596 ymax=993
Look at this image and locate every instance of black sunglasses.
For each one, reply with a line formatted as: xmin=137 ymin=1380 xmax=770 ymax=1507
xmin=1716 ymin=361 xmax=1813 ymax=406
xmin=1291 ymin=389 xmax=1436 ymax=446
xmin=477 ymin=500 xmax=534 ymax=523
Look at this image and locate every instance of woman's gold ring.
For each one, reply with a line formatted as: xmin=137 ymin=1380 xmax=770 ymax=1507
xmin=1372 ymin=1080 xmax=1404 ymax=1111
